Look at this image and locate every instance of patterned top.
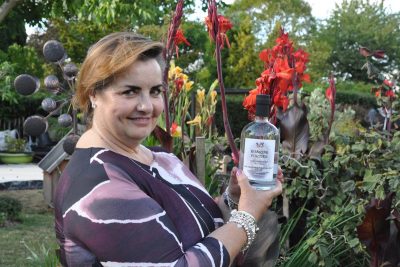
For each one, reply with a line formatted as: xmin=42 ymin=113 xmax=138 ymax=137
xmin=54 ymin=147 xmax=230 ymax=267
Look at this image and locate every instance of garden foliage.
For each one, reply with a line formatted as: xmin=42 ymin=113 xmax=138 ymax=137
xmin=278 ymin=88 xmax=400 ymax=266
xmin=0 ymin=196 xmax=22 ymax=225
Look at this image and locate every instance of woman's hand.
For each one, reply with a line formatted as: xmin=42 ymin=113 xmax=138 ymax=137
xmin=234 ymin=168 xmax=283 ymax=222
xmin=227 ymin=167 xmax=241 ymax=203
xmin=227 ymin=167 xmax=284 ymax=206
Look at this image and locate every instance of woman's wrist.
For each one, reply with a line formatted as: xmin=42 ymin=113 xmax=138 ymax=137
xmin=222 ymin=186 xmax=238 ymax=210
xmin=228 ymin=209 xmax=259 ymax=251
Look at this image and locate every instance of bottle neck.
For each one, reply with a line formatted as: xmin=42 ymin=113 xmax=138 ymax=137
xmin=254 ymin=116 xmax=269 ymax=122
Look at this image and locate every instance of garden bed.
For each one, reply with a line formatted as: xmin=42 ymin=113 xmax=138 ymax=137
xmin=0 ymin=190 xmax=58 ymax=267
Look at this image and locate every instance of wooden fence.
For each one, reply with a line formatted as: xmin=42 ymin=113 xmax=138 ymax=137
xmin=0 ymin=116 xmax=25 ymax=136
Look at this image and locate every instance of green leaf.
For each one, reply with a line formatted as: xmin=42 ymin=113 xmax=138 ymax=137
xmin=348 ymin=238 xmax=359 ymax=248
xmin=340 ymin=180 xmax=355 ymax=193
xmin=308 ymin=251 xmax=318 ymax=264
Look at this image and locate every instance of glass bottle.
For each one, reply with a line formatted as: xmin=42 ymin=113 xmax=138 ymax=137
xmin=239 ymin=94 xmax=280 ymax=190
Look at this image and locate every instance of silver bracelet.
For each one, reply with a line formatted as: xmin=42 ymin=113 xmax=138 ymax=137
xmin=223 ymin=186 xmax=238 ymax=210
xmin=228 ymin=209 xmax=259 ymax=251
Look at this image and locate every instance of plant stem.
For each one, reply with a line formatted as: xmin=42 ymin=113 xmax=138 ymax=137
xmin=162 ymin=72 xmax=171 ymax=135
xmin=325 ymin=74 xmax=336 ymax=144
xmin=212 ymin=7 xmax=239 ymax=164
xmin=162 ymin=0 xmax=184 ymax=135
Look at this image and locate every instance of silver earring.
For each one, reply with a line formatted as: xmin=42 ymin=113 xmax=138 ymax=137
xmin=91 ymin=102 xmax=97 ymax=109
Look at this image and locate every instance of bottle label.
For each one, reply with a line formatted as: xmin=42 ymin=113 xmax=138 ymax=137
xmin=243 ymin=138 xmax=275 ymax=182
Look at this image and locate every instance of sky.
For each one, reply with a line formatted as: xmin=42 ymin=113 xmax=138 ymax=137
xmin=189 ymin=0 xmax=400 ymax=20
xmin=306 ymin=0 xmax=400 ymax=19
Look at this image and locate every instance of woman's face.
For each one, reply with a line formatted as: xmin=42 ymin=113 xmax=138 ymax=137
xmin=92 ymin=58 xmax=164 ymax=146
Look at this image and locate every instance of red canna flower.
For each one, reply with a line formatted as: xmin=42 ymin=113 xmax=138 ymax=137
xmin=385 ymin=90 xmax=395 ymax=98
xmin=325 ymin=75 xmax=336 ymax=122
xmin=325 ymin=84 xmax=334 ymax=104
xmin=383 ymin=79 xmax=393 ymax=88
xmin=174 ymin=77 xmax=184 ymax=92
xmin=243 ymin=28 xmax=310 ymax=120
xmin=273 ymin=94 xmax=290 ymax=111
xmin=205 ymin=14 xmax=233 ymax=49
xmin=170 ymin=122 xmax=182 ymax=138
xmin=206 ymin=116 xmax=214 ymax=127
xmin=174 ymin=28 xmax=190 ymax=58
xmin=242 ymin=89 xmax=258 ymax=109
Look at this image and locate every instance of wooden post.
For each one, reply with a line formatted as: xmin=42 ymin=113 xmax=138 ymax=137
xmin=195 ymin=136 xmax=205 ymax=185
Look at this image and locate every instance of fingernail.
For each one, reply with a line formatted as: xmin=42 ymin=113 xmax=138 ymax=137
xmin=236 ymin=169 xmax=242 ymax=176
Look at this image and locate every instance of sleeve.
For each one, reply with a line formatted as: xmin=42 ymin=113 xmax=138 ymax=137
xmin=62 ymin=162 xmax=230 ymax=267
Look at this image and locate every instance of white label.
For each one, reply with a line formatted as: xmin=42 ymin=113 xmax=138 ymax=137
xmin=243 ymin=138 xmax=275 ymax=182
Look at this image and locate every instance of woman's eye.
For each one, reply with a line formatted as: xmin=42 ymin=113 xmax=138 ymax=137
xmin=151 ymin=87 xmax=162 ymax=96
xmin=122 ymin=89 xmax=139 ymax=95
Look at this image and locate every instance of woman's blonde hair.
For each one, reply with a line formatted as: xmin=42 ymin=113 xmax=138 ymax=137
xmin=74 ymin=32 xmax=164 ymax=115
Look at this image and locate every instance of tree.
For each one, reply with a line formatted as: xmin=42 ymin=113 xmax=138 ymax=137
xmin=308 ymin=0 xmax=400 ymax=82
xmin=226 ymin=0 xmax=315 ymax=46
xmin=0 ymin=0 xmax=21 ymax=23
xmin=219 ymin=0 xmax=315 ymax=89
xmin=225 ymin=14 xmax=263 ymax=88
xmin=0 ymin=0 xmax=197 ymax=53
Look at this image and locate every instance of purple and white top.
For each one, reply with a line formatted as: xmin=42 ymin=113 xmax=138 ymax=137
xmin=54 ymin=147 xmax=230 ymax=267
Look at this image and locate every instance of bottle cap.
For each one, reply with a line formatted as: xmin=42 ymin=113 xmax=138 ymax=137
xmin=255 ymin=94 xmax=270 ymax=117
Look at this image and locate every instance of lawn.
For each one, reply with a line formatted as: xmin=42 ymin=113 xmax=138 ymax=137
xmin=0 ymin=190 xmax=59 ymax=267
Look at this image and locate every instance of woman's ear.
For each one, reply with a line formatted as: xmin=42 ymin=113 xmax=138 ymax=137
xmin=89 ymin=95 xmax=97 ymax=109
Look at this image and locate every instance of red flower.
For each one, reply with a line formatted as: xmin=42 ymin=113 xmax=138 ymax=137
xmin=243 ymin=28 xmax=310 ymax=121
xmin=242 ymin=89 xmax=259 ymax=118
xmin=206 ymin=116 xmax=214 ymax=127
xmin=174 ymin=77 xmax=184 ymax=92
xmin=205 ymin=15 xmax=232 ymax=48
xmin=385 ymin=90 xmax=395 ymax=98
xmin=325 ymin=75 xmax=336 ymax=113
xmin=171 ymin=122 xmax=178 ymax=132
xmin=383 ymin=79 xmax=393 ymax=88
xmin=273 ymin=94 xmax=289 ymax=111
xmin=259 ymin=49 xmax=272 ymax=63
xmin=325 ymin=85 xmax=334 ymax=103
xmin=174 ymin=28 xmax=190 ymax=58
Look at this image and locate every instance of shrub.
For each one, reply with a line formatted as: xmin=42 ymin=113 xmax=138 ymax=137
xmin=0 ymin=196 xmax=23 ymax=223
xmin=303 ymin=80 xmax=374 ymax=94
xmin=214 ymin=94 xmax=251 ymax=138
xmin=334 ymin=90 xmax=376 ymax=107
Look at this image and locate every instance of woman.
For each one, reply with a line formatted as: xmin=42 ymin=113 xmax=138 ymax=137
xmin=54 ymin=32 xmax=283 ymax=267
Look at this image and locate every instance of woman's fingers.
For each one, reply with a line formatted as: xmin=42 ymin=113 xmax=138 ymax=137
xmin=228 ymin=167 xmax=241 ymax=199
xmin=229 ymin=167 xmax=239 ymax=185
xmin=277 ymin=167 xmax=284 ymax=183
xmin=235 ymin=169 xmax=252 ymax=192
xmin=271 ymin=179 xmax=283 ymax=198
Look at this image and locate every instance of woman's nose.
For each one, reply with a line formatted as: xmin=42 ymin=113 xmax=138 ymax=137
xmin=137 ymin=94 xmax=153 ymax=112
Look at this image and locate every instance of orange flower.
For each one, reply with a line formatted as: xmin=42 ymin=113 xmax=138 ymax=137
xmin=383 ymin=79 xmax=393 ymax=88
xmin=170 ymin=122 xmax=182 ymax=138
xmin=273 ymin=94 xmax=289 ymax=111
xmin=385 ymin=90 xmax=395 ymax=98
xmin=174 ymin=77 xmax=184 ymax=92
xmin=174 ymin=28 xmax=190 ymax=58
xmin=205 ymin=15 xmax=233 ymax=48
xmin=243 ymin=28 xmax=310 ymax=121
xmin=242 ymin=89 xmax=259 ymax=118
